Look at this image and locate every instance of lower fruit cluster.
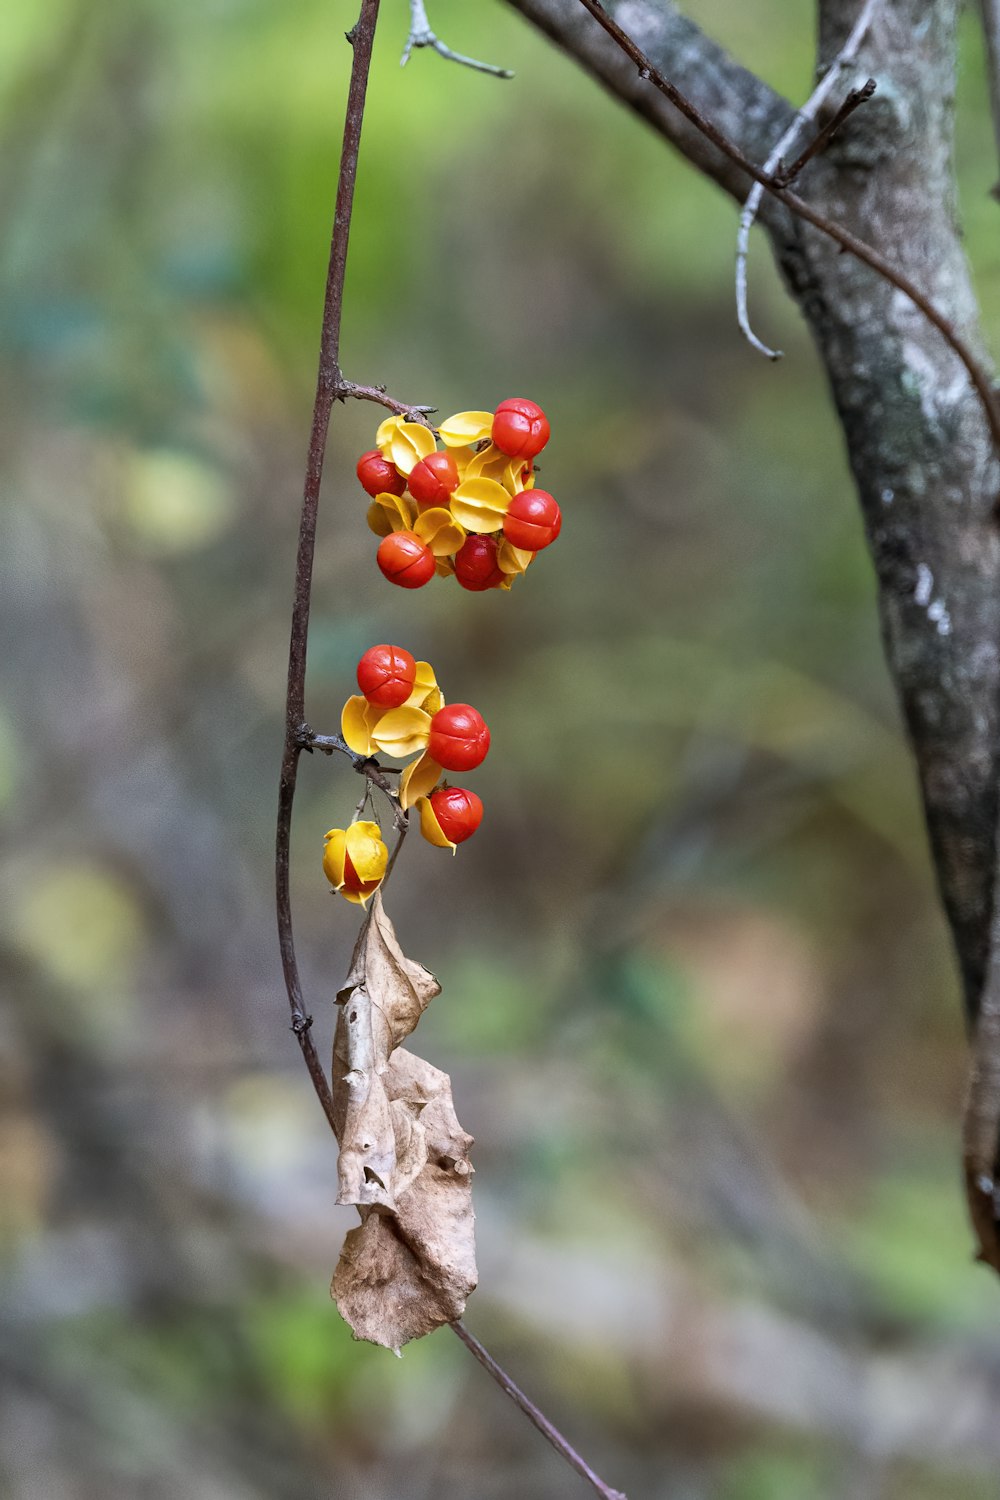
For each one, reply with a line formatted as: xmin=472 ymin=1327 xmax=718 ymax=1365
xmin=323 ymin=645 xmax=489 ymax=904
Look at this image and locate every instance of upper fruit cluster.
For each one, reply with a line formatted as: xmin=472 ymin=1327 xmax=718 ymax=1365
xmin=357 ymin=399 xmax=561 ymax=592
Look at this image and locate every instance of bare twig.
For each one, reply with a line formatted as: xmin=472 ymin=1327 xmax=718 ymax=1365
xmin=338 ymin=379 xmax=435 ymax=419
xmin=979 ymin=0 xmax=1000 ymax=199
xmin=451 ymin=1322 xmax=628 ymax=1500
xmin=572 ymin=0 xmax=1000 ymax=452
xmin=735 ymin=0 xmax=880 ymax=358
xmin=775 ymin=78 xmax=877 ymax=188
xmin=381 ymin=817 xmax=409 ymax=887
xmin=402 ymin=0 xmax=514 ymax=78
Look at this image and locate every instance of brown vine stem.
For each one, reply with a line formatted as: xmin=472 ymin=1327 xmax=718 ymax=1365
xmin=451 ymin=1322 xmax=628 ymax=1500
xmin=275 ymin=7 xmax=628 ymax=1495
xmin=573 ymin=0 xmax=1000 ymax=454
xmin=275 ymin=0 xmax=383 ymax=1135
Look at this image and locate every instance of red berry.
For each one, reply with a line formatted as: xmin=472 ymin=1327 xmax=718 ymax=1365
xmin=357 ymin=449 xmax=406 ymax=498
xmin=491 ymin=398 xmax=550 ymax=460
xmin=357 ymin=644 xmax=417 ymax=707
xmin=376 ymin=531 xmax=435 ymax=589
xmin=428 ymin=704 xmax=491 ymax=771
xmin=430 ymin=787 xmax=484 ymax=844
xmin=502 ymin=489 xmax=562 ymax=551
xmin=408 ymin=451 xmax=459 ymax=508
xmin=454 ymin=533 xmax=505 ymax=591
xmin=342 ymin=848 xmax=381 ymax=900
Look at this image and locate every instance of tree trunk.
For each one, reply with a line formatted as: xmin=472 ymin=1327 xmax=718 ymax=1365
xmin=502 ymin=0 xmax=1000 ymax=1025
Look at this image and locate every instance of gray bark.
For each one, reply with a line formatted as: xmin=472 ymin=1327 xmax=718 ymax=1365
xmin=502 ymin=0 xmax=1000 ymax=1024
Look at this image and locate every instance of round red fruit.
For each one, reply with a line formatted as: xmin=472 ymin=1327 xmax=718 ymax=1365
xmin=502 ymin=489 xmax=562 ymax=551
xmin=454 ymin=533 xmax=505 ymax=591
xmin=408 ymin=451 xmax=459 ymax=508
xmin=357 ymin=449 xmax=406 ymax=498
xmin=491 ymin=398 xmax=550 ymax=460
xmin=357 ymin=644 xmax=417 ymax=707
xmin=342 ymin=848 xmax=381 ymax=901
xmin=428 ymin=704 xmax=491 ymax=771
xmin=377 ymin=531 xmax=435 ymax=589
xmin=430 ymin=787 xmax=484 ymax=844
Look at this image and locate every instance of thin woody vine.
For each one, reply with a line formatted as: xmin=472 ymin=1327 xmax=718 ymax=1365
xmin=275 ymin=2 xmax=1000 ymax=1496
xmin=274 ymin=4 xmax=626 ymax=1496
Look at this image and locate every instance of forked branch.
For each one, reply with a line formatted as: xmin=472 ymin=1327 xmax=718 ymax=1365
xmin=402 ymin=0 xmax=514 ymax=77
xmin=572 ymin=0 xmax=1000 ymax=451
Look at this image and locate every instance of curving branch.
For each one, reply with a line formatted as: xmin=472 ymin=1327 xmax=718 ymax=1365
xmin=500 ymin=0 xmax=1000 ymax=1264
xmin=501 ymin=0 xmax=1000 ymax=1024
xmin=500 ymin=0 xmax=796 ymax=205
xmin=568 ymin=0 xmax=1000 ymax=447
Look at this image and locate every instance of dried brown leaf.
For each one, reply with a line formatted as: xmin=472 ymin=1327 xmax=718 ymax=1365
xmin=331 ymin=893 xmax=476 ymax=1351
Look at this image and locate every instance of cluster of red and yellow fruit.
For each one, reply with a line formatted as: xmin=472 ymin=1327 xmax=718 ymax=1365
xmin=323 ymin=645 xmax=489 ymax=903
xmin=356 ymin=398 xmax=560 ymax=592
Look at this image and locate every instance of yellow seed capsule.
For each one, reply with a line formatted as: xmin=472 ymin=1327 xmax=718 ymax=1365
xmin=450 ymin=477 xmax=511 ymax=534
xmin=414 ymin=506 xmax=467 ymax=558
xmin=399 ymin=750 xmax=443 ymax=811
xmin=388 ymin=422 xmax=436 ymax=475
xmin=371 ymin=706 xmax=432 ymax=758
xmin=323 ymin=821 xmax=388 ymax=906
xmin=437 ymin=411 xmax=494 ymax=447
xmin=366 ymin=492 xmax=417 ymax=538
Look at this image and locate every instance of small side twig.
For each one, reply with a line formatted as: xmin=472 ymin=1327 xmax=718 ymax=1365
xmin=451 ymin=1322 xmax=628 ymax=1500
xmin=301 ymin=730 xmax=406 ymax=829
xmin=572 ymin=0 xmax=1000 ymax=453
xmin=337 ymin=378 xmax=435 ymax=421
xmin=735 ymin=0 xmax=880 ymax=358
xmin=774 ymin=78 xmax=877 ymax=188
xmin=402 ymin=0 xmax=514 ymax=78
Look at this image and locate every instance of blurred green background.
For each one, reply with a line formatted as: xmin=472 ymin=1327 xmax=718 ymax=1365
xmin=3 ymin=1 xmax=1000 ymax=1496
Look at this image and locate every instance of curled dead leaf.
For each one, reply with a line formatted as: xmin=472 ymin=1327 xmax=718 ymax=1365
xmin=331 ymin=892 xmax=477 ymax=1350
